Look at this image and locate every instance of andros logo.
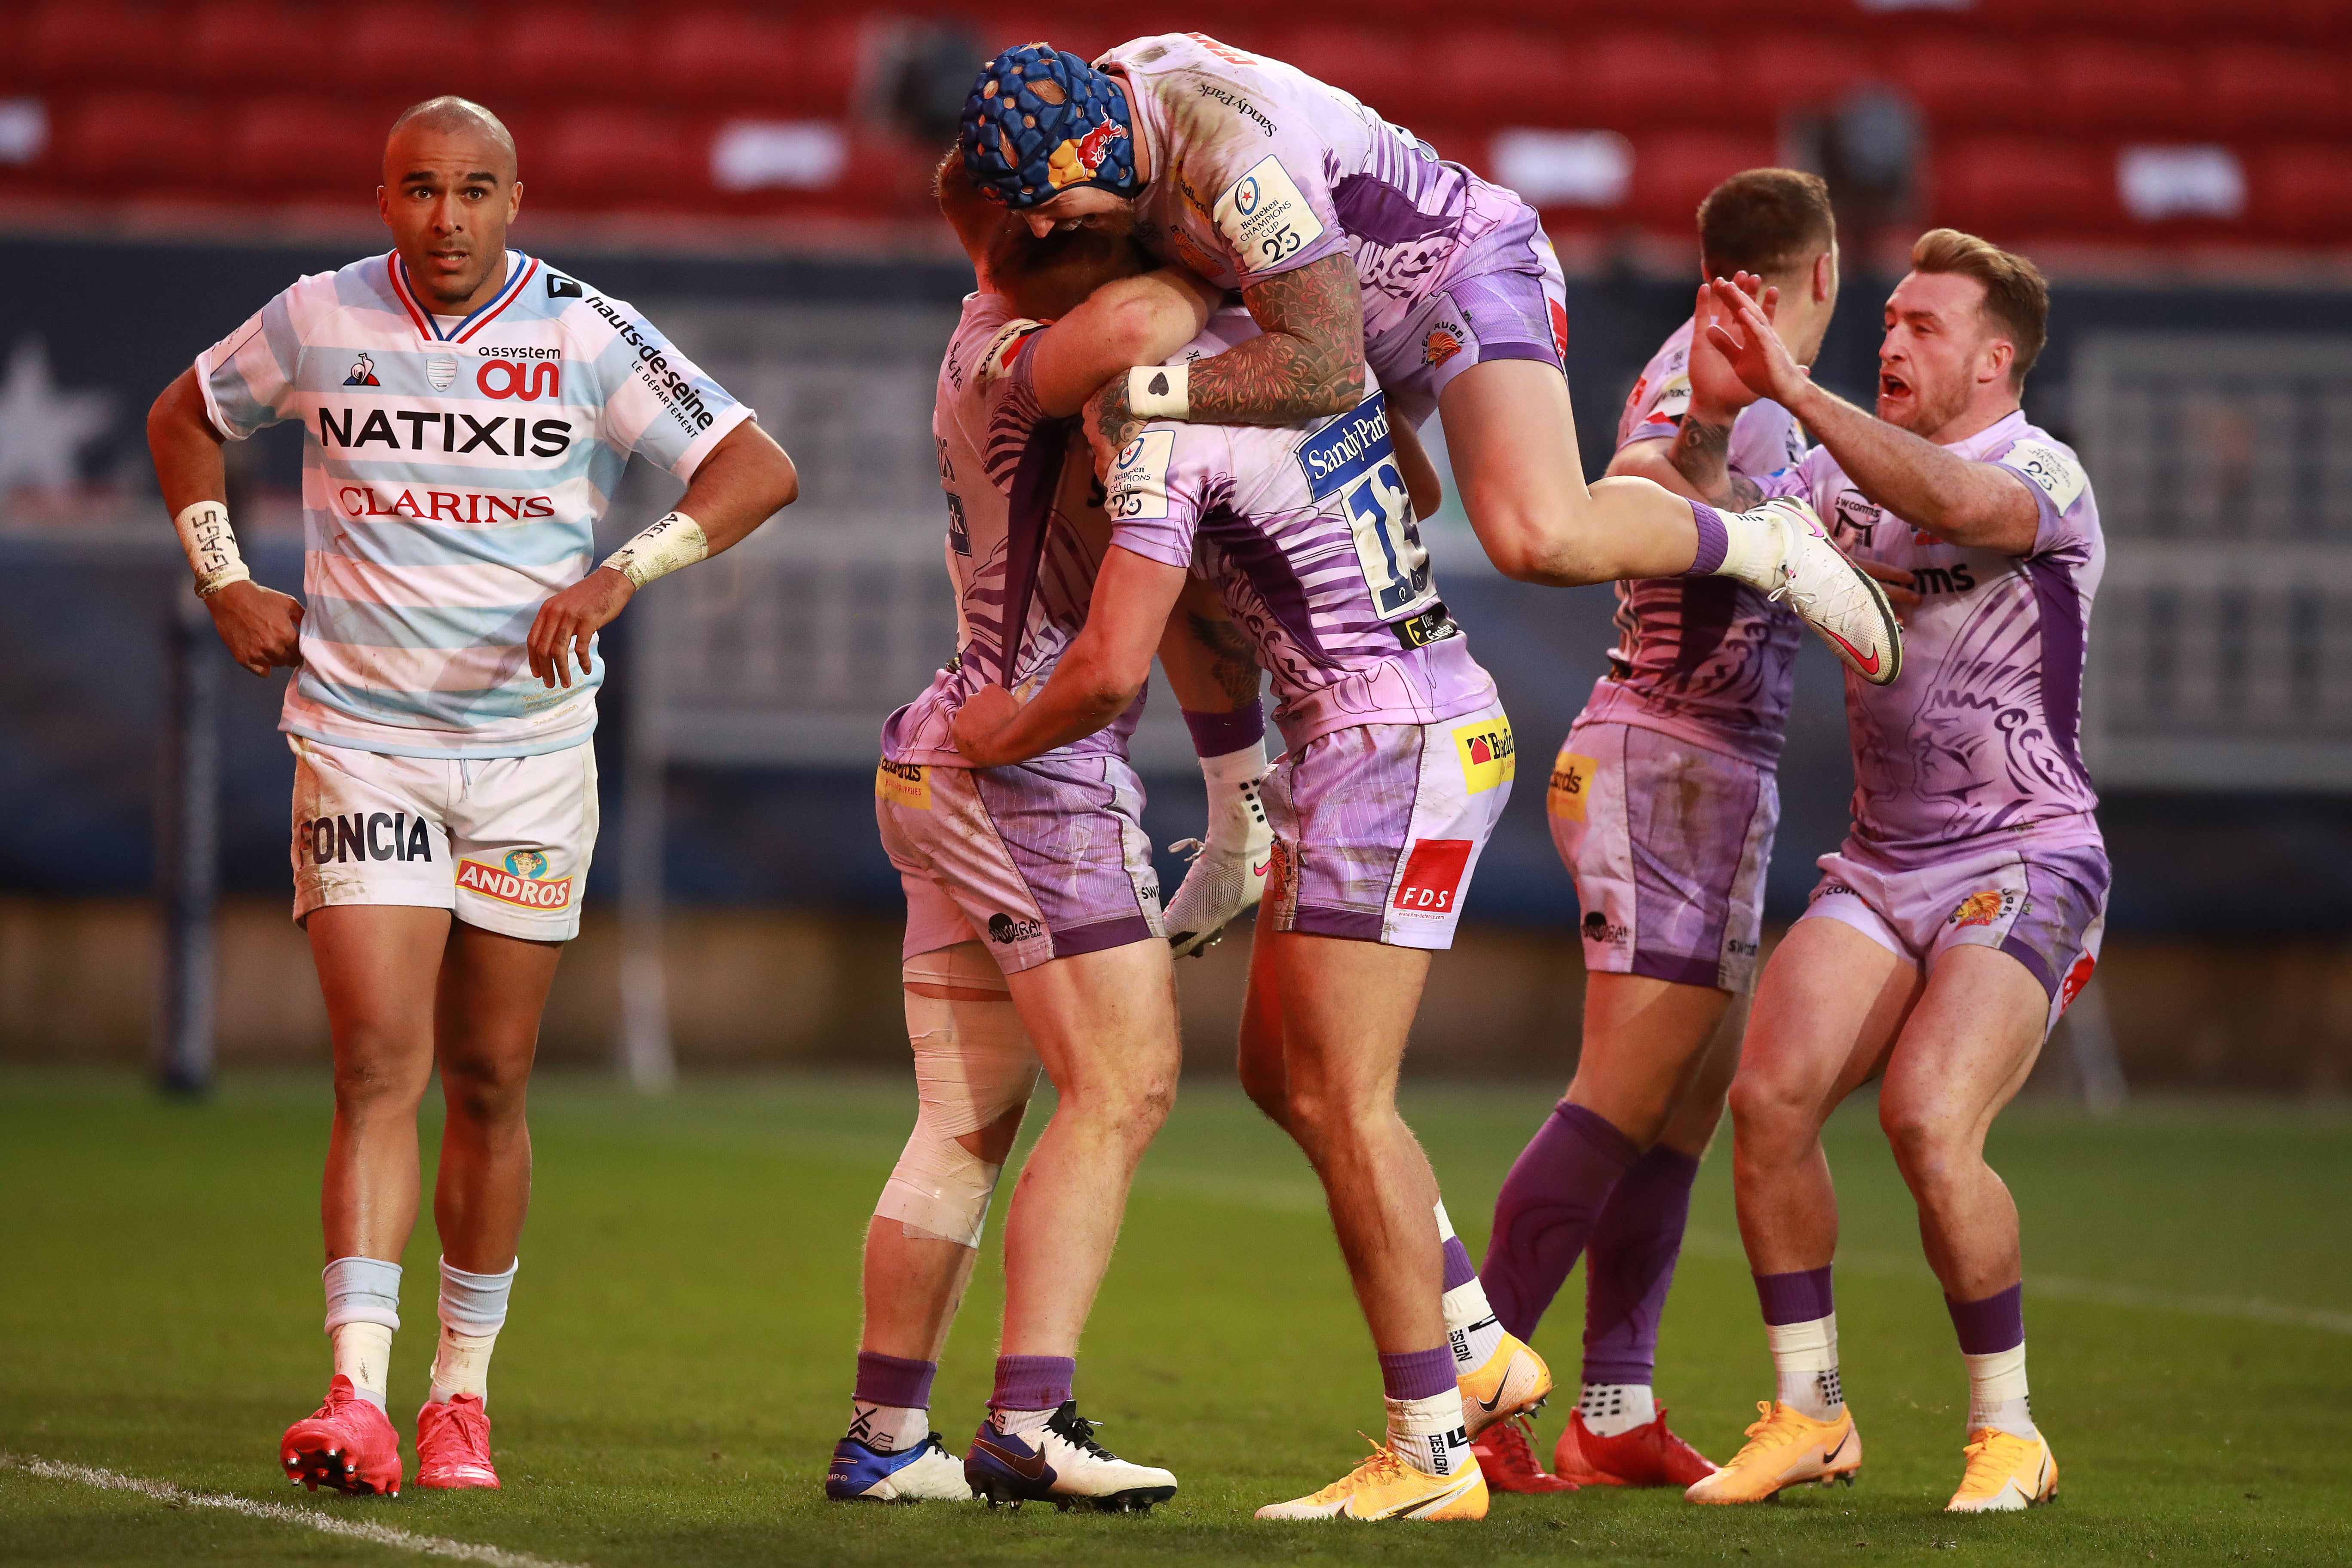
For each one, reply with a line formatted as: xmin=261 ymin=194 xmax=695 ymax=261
xmin=456 ymin=850 xmax=572 ymax=911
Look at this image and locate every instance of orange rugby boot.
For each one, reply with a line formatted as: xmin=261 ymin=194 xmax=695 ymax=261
xmin=1552 ymin=1406 xmax=1719 ymax=1488
xmin=280 ymin=1375 xmax=403 ymax=1496
xmin=414 ymin=1395 xmax=501 ymax=1490
xmin=1458 ymin=1331 xmax=1552 ymax=1440
xmin=1470 ymin=1415 xmax=1578 ymax=1494
xmin=1683 ymin=1402 xmax=1860 ymax=1505
xmin=1256 ymin=1436 xmax=1488 ymax=1521
xmin=1945 ymin=1427 xmax=2057 ymax=1513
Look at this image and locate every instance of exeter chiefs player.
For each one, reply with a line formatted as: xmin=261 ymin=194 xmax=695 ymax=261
xmin=1475 ymin=170 xmax=1889 ymax=1494
xmin=1670 ymin=235 xmax=2103 ymax=1513
xmin=955 ymin=38 xmax=1902 ymax=692
xmin=958 ymin=313 xmax=1548 ymax=1522
xmin=145 ymin=98 xmax=796 ymax=1495
xmin=829 ymin=153 xmax=1265 ymax=1511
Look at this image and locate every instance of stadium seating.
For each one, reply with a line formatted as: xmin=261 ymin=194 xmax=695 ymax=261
xmin=0 ymin=0 xmax=2344 ymax=250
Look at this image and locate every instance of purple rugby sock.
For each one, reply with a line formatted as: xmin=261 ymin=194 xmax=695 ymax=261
xmin=1378 ymin=1346 xmax=1458 ymax=1403
xmin=991 ymin=1354 xmax=1075 ymax=1412
xmin=1441 ymin=1234 xmax=1479 ymax=1293
xmin=1946 ymin=1283 xmax=2026 ymax=1356
xmin=1480 ymin=1101 xmax=1640 ymax=1342
xmin=1755 ymin=1265 xmax=1835 ymax=1326
xmin=1581 ymin=1143 xmax=1701 ymax=1388
xmin=1683 ymin=500 xmax=1730 ymax=576
xmin=854 ymin=1350 xmax=936 ymax=1410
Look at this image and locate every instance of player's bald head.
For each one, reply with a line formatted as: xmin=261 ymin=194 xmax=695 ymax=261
xmin=385 ymin=96 xmax=517 ymax=184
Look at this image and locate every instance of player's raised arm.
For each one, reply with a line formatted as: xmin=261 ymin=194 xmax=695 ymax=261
xmin=1667 ymin=279 xmax=1776 ymax=510
xmin=147 ymin=369 xmax=304 ymax=678
xmin=1704 ymin=274 xmax=2038 ymax=554
xmin=1029 ymin=265 xmax=1223 ymax=416
xmin=524 ymin=412 xmax=796 ymax=690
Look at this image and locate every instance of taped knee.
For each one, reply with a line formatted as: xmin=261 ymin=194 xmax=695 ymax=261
xmin=876 ymin=946 xmax=1038 ymax=1248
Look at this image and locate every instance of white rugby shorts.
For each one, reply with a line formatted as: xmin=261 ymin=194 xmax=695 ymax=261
xmin=288 ymin=735 xmax=599 ymax=942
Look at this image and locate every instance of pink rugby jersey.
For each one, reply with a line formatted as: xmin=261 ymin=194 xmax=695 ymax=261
xmin=1100 ymin=312 xmax=1498 ymax=750
xmin=1761 ymin=410 xmax=2106 ymax=856
xmin=883 ymin=292 xmax=1144 ymax=768
xmin=1578 ymin=317 xmax=1808 ymax=768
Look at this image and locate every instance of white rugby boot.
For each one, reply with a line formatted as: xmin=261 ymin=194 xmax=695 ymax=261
xmin=824 ymin=1433 xmax=974 ymax=1502
xmin=964 ymin=1402 xmax=1179 ymax=1513
xmin=1732 ymin=496 xmax=1903 ymax=686
xmin=1162 ymin=765 xmax=1271 ymax=957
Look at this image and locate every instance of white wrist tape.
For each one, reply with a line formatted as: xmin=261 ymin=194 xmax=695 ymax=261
xmin=173 ymin=500 xmax=251 ymax=598
xmin=1128 ymin=362 xmax=1190 ymax=421
xmin=600 ymin=511 xmax=708 ymax=589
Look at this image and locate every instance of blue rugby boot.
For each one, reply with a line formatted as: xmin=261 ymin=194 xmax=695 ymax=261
xmin=824 ymin=1433 xmax=973 ymax=1502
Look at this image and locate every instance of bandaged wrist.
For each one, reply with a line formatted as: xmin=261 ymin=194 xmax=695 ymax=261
xmin=600 ymin=511 xmax=708 ymax=589
xmin=173 ymin=500 xmax=252 ymax=598
xmin=1128 ymin=362 xmax=1190 ymax=421
xmin=1182 ymin=701 xmax=1265 ymax=763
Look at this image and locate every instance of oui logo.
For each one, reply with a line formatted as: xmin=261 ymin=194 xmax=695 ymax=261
xmin=476 ymin=360 xmax=561 ymax=400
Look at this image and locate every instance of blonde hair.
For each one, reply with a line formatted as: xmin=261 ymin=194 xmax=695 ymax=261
xmin=1908 ymin=228 xmax=2049 ymax=387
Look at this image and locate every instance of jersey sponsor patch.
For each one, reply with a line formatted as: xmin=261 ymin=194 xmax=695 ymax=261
xmin=1453 ymin=715 xmax=1516 ymax=795
xmin=1392 ymin=838 xmax=1473 ymax=916
xmin=977 ymin=318 xmax=1045 ymax=389
xmin=1106 ymin=428 xmax=1176 ymax=521
xmin=2001 ymin=438 xmax=2088 ymax=513
xmin=1547 ymin=750 xmax=1598 ymax=821
xmin=1213 ymin=155 xmax=1326 ymax=273
xmin=876 ymin=759 xmax=931 ymax=810
xmin=456 ymin=852 xmax=573 ymax=911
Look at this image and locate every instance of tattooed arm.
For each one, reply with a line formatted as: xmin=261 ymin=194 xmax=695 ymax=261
xmin=1086 ymin=252 xmax=1366 ymax=471
xmin=1664 ymin=415 xmax=1760 ymax=510
xmin=1157 ymin=573 xmax=1262 ymax=717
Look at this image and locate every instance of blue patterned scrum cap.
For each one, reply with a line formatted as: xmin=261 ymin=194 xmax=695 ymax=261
xmin=960 ymin=44 xmax=1140 ymax=209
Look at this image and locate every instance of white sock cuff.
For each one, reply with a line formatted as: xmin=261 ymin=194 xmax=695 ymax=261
xmin=1199 ymin=738 xmax=1269 ymax=785
xmin=1432 ymin=1199 xmax=1458 ymax=1244
xmin=438 ymin=1256 xmax=518 ymax=1336
xmin=322 ymin=1256 xmax=402 ymax=1333
xmin=1964 ymin=1341 xmax=2030 ymax=1400
xmin=1765 ymin=1311 xmax=1836 ymax=1360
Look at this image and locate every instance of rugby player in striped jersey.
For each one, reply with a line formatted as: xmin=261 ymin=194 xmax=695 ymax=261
xmin=146 ymin=98 xmax=797 ymax=1497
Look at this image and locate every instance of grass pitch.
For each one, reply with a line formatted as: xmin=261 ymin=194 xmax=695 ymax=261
xmin=2 ymin=1068 xmax=2348 ymax=1567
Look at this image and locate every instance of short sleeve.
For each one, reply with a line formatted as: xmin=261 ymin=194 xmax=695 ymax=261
xmin=1986 ymin=434 xmax=2093 ymax=557
xmin=196 ymin=288 xmax=304 ymax=441
xmin=582 ymin=294 xmax=753 ymax=480
xmin=1193 ymin=118 xmax=1350 ymax=288
xmin=1104 ymin=422 xmax=1207 ymax=569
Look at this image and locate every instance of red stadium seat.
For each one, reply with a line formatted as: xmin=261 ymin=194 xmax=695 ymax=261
xmin=1264 ymin=25 xmax=1436 ymax=124
xmin=2204 ymin=46 xmax=2347 ymax=140
xmin=24 ymin=0 xmax=179 ymax=89
xmin=1582 ymin=32 xmax=1743 ymax=130
xmin=1883 ymin=35 xmax=2039 ymax=135
xmin=224 ymin=97 xmax=382 ymax=201
xmin=962 ymin=9 xmax=1119 ymax=68
xmin=334 ymin=6 xmax=488 ymax=103
xmin=1745 ymin=34 xmax=1881 ymax=119
xmin=490 ymin=5 xmax=640 ymax=101
xmin=57 ymin=91 xmax=216 ymax=189
xmin=187 ymin=1 xmax=329 ymax=92
xmin=2041 ymin=39 xmax=2193 ymax=139
xmin=2250 ymin=145 xmax=2352 ymax=243
xmin=652 ymin=11 xmax=864 ymax=116
xmin=1430 ymin=29 xmax=1577 ymax=125
xmin=532 ymin=107 xmax=702 ymax=205
xmin=1625 ymin=131 xmax=1779 ymax=228
xmin=1932 ymin=136 xmax=2116 ymax=237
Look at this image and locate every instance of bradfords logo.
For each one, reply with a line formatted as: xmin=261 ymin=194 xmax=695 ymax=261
xmin=1295 ymin=391 xmax=1393 ymax=500
xmin=457 ymin=850 xmax=573 ymax=910
xmin=1453 ymin=717 xmax=1516 ymax=795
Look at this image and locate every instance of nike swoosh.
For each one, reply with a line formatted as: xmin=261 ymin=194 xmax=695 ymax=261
xmin=1819 ymin=628 xmax=1880 ymax=676
xmin=970 ymin=1436 xmax=1050 ymax=1482
xmin=1822 ymin=1430 xmax=1853 ymax=1465
xmin=1474 ymin=1390 xmax=1505 ymax=1413
xmin=1252 ymin=860 xmax=1270 ymax=876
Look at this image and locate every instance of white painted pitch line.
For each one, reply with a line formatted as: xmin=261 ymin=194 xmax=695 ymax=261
xmin=0 ymin=1454 xmax=593 ymax=1568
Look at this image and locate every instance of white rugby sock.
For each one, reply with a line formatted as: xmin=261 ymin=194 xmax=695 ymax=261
xmin=1434 ymin=1202 xmax=1509 ymax=1372
xmin=429 ymin=1257 xmax=516 ymax=1407
xmin=331 ymin=1323 xmax=394 ymax=1409
xmin=428 ymin=1328 xmax=499 ymax=1406
xmin=1964 ymin=1342 xmax=2036 ymax=1439
xmin=1714 ymin=504 xmax=1782 ymax=588
xmin=1386 ymin=1389 xmax=1473 ymax=1480
xmin=848 ymin=1401 xmax=931 ymax=1455
xmin=1577 ymin=1381 xmax=1657 ymax=1438
xmin=992 ymin=1404 xmax=1056 ymax=1439
xmin=1767 ymin=1313 xmax=1844 ymax=1421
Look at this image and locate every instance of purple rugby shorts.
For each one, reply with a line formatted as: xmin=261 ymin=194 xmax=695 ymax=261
xmin=1550 ymin=719 xmax=1778 ymax=993
xmin=875 ymin=753 xmax=1163 ymax=972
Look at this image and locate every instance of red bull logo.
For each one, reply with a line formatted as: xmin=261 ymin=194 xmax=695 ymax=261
xmin=1047 ymin=118 xmax=1127 ymax=190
